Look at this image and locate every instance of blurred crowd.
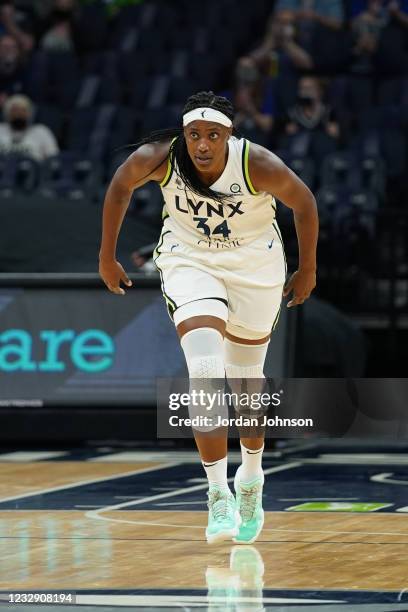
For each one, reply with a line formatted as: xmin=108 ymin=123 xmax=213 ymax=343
xmin=233 ymin=1 xmax=408 ymax=170
xmin=0 ymin=1 xmax=407 ymax=184
xmin=0 ymin=0 xmax=407 ymax=308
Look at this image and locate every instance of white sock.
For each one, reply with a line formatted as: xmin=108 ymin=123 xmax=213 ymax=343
xmin=202 ymin=456 xmax=229 ymax=491
xmin=239 ymin=441 xmax=264 ymax=482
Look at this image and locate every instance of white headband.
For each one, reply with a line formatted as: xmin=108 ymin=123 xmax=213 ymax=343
xmin=182 ymin=107 xmax=232 ymax=128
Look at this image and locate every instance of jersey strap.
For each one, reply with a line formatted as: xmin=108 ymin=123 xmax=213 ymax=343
xmin=242 ymin=139 xmax=259 ymax=195
xmin=159 ymin=137 xmax=177 ymax=187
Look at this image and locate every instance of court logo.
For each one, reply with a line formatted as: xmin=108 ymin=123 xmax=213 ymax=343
xmin=230 ymin=183 xmax=241 ymax=193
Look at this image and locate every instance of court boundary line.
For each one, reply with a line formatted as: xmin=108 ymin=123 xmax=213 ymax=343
xmin=0 ymin=462 xmax=179 ymax=504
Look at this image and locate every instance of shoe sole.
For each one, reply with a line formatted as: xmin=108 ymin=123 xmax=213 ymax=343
xmin=206 ymin=510 xmax=241 ymax=544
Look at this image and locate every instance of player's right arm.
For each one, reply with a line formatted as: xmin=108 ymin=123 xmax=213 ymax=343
xmin=99 ymin=142 xmax=170 ymax=294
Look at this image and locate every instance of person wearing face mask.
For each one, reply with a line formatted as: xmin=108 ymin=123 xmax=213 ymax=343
xmin=0 ymin=94 xmax=59 ymax=161
xmin=279 ymin=76 xmax=339 ymax=164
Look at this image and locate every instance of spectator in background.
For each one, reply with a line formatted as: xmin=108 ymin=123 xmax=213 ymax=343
xmin=388 ymin=0 xmax=408 ymax=25
xmin=37 ymin=0 xmax=79 ymax=52
xmin=377 ymin=0 xmax=408 ymax=74
xmin=233 ymin=57 xmax=274 ymax=146
xmin=351 ymin=0 xmax=388 ymax=74
xmin=0 ymin=94 xmax=59 ymax=160
xmin=0 ymin=34 xmax=29 ymax=109
xmin=278 ymin=75 xmax=339 ymax=164
xmin=275 ymin=0 xmax=344 ymax=35
xmin=249 ymin=9 xmax=314 ymax=75
xmin=0 ymin=1 xmax=35 ymax=53
xmin=274 ymin=0 xmax=348 ymax=73
xmin=233 ymin=10 xmax=312 ymax=124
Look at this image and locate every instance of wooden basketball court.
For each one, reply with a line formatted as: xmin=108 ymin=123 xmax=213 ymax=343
xmin=0 ymin=442 xmax=408 ymax=610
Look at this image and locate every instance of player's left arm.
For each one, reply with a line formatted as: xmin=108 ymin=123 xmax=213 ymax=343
xmin=249 ymin=143 xmax=319 ymax=307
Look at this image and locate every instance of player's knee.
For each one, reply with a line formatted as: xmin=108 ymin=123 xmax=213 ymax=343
xmin=224 ymin=337 xmax=269 ymax=379
xmin=180 ymin=327 xmax=225 ymax=379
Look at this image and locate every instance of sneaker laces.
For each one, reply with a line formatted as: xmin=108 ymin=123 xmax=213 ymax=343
xmin=239 ymin=484 xmax=260 ymax=522
xmin=208 ymin=488 xmax=234 ymax=522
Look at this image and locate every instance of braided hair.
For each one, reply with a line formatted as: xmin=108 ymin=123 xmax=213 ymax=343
xmin=130 ymin=91 xmax=239 ymax=203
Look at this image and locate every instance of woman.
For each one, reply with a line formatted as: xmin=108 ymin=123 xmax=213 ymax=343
xmin=0 ymin=94 xmax=59 ymax=161
xmin=99 ymin=91 xmax=318 ymax=544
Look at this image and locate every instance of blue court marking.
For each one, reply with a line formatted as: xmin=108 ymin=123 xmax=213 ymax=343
xmin=128 ymin=462 xmax=408 ymax=513
xmin=1 ymin=461 xmax=408 ymax=513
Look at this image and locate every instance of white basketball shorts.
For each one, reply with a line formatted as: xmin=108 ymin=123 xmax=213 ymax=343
xmin=154 ymin=223 xmax=287 ymax=336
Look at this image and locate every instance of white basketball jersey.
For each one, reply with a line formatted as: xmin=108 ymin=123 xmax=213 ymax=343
xmin=159 ymin=137 xmax=277 ymax=249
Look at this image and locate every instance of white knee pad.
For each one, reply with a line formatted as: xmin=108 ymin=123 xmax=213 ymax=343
xmin=180 ymin=327 xmax=227 ymax=432
xmin=181 ymin=327 xmax=225 ymax=378
xmin=225 ymin=338 xmax=269 ymax=418
xmin=224 ymin=338 xmax=269 ymax=379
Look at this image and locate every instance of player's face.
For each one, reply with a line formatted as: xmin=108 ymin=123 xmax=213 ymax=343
xmin=184 ymin=121 xmax=232 ymax=174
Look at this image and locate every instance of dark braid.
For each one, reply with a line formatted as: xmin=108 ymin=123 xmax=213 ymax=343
xmin=125 ymin=91 xmax=240 ymax=204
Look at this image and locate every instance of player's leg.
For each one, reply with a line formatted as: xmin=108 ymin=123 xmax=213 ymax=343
xmin=224 ymin=327 xmax=270 ymax=544
xmin=177 ymin=313 xmax=228 ymax=470
xmin=175 ymin=305 xmax=240 ymax=544
xmin=225 ymin=328 xmax=270 ymax=465
xmin=222 ymin=223 xmax=286 ymax=543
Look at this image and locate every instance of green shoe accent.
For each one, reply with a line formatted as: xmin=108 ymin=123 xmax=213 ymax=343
xmin=233 ymin=468 xmax=264 ymax=544
xmin=206 ymin=485 xmax=240 ymax=544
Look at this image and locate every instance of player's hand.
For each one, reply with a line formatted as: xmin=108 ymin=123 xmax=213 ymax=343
xmin=283 ymin=269 xmax=316 ymax=307
xmin=99 ymin=258 xmax=132 ymax=295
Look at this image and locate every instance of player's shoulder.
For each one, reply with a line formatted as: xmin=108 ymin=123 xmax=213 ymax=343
xmin=126 ymin=140 xmax=172 ymax=182
xmin=247 ymin=140 xmax=287 ymax=179
xmin=129 ymin=140 xmax=171 ymax=165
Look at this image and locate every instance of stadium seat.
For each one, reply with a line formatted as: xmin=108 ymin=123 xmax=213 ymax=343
xmin=40 ymin=152 xmax=101 ymax=201
xmin=280 ymin=154 xmax=315 ymax=190
xmin=0 ymin=155 xmax=40 ymax=196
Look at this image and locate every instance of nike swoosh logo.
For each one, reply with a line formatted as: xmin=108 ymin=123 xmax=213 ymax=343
xmin=203 ymin=461 xmax=218 ymax=467
xmin=267 ymin=240 xmax=273 ymax=249
xmin=171 ymin=244 xmax=179 ymax=252
xmin=246 ymin=449 xmax=263 ymax=454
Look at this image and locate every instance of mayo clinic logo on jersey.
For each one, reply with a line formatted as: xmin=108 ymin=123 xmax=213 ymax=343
xmin=230 ymin=183 xmax=242 ymax=194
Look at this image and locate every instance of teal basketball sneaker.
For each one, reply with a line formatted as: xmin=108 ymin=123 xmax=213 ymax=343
xmin=233 ymin=467 xmax=264 ymax=544
xmin=206 ymin=485 xmax=241 ymax=544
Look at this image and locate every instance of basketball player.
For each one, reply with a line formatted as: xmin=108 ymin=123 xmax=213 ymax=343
xmin=99 ymin=91 xmax=318 ymax=544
